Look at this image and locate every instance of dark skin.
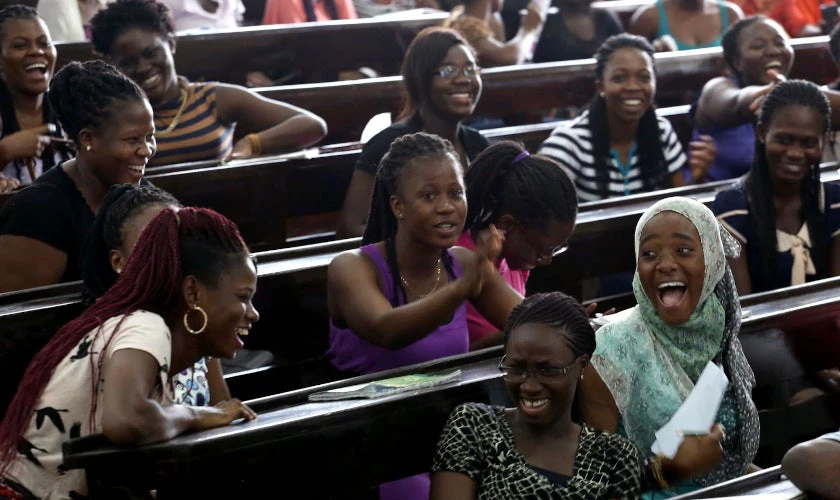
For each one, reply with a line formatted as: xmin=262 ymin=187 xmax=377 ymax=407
xmin=629 ymin=0 xmax=743 ymax=52
xmin=336 ymin=44 xmax=483 ymax=238
xmin=0 ymin=98 xmax=156 ymax=293
xmin=463 ymin=0 xmax=548 ymax=66
xmin=430 ymin=323 xmax=588 ymax=498
xmin=328 ymin=154 xmax=522 ymax=349
xmin=104 ymin=28 xmax=327 ymax=165
xmin=782 ymin=437 xmax=840 ymax=499
xmin=102 ymin=256 xmax=259 ymax=445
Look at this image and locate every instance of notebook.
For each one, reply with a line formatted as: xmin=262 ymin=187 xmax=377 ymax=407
xmin=308 ymin=370 xmax=462 ymax=402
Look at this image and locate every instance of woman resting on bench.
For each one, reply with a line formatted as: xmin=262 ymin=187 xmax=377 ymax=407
xmin=0 ymin=207 xmax=258 ymax=499
xmin=579 ymin=197 xmax=760 ymax=497
xmin=90 ymin=0 xmax=328 ymax=167
xmin=628 ymin=0 xmax=742 ymax=52
xmin=538 ymin=34 xmax=716 ymax=202
xmin=0 ymin=60 xmax=156 ymax=293
xmin=0 ymin=6 xmax=74 ymax=193
xmin=337 ymin=27 xmax=489 ymax=238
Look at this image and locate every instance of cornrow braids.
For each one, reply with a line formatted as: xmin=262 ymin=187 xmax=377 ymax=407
xmin=0 ymin=207 xmax=248 ymax=476
xmin=721 ymin=16 xmax=767 ymax=87
xmin=47 ymin=60 xmax=147 ymax=146
xmin=503 ymin=292 xmax=596 ymax=358
xmin=363 ymin=132 xmax=460 ymax=305
xmin=744 ymin=79 xmax=830 ymax=291
xmin=464 ymin=140 xmax=577 ymax=235
xmin=0 ymin=6 xmax=73 ymax=176
xmin=589 ymin=34 xmax=667 ymax=199
xmin=90 ymin=0 xmax=174 ymax=56
xmin=399 ymin=27 xmax=473 ymax=119
xmin=82 ymin=184 xmax=181 ymax=301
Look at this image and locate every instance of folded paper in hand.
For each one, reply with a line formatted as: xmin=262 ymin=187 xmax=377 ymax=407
xmin=308 ymin=370 xmax=461 ymax=402
xmin=651 ymin=361 xmax=729 ymax=459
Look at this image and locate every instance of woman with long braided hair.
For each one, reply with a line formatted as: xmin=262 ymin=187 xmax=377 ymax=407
xmin=0 ymin=59 xmax=155 ymax=292
xmin=327 ymin=132 xmax=522 ymax=500
xmin=0 ymin=5 xmax=73 ymax=193
xmin=0 ymin=207 xmax=258 ymax=499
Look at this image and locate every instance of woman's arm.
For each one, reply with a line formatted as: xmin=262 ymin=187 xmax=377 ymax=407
xmin=336 ymin=169 xmax=375 ymax=238
xmin=215 ymin=84 xmax=328 ymax=159
xmin=694 ymin=77 xmax=774 ymax=130
xmin=578 ymin=363 xmax=621 ymax=432
xmin=0 ymin=235 xmax=67 ymax=292
xmin=471 ymin=3 xmax=545 ymax=66
xmin=206 ymin=357 xmax=231 ymax=405
xmin=101 ymin=349 xmax=254 ymax=445
xmin=429 ymin=471 xmax=476 ymax=500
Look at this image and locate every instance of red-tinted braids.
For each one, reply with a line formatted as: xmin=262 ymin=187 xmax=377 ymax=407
xmin=0 ymin=207 xmax=247 ymax=475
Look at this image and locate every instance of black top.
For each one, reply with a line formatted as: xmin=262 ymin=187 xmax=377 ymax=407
xmin=533 ymin=8 xmax=624 ymax=63
xmin=354 ymin=113 xmax=490 ymax=175
xmin=0 ymin=166 xmax=93 ymax=283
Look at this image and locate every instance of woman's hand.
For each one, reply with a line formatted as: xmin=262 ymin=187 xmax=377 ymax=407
xmin=226 ymin=136 xmax=257 ymax=162
xmin=0 ymin=124 xmax=54 ymax=163
xmin=192 ymin=398 xmax=257 ymax=431
xmin=521 ymin=0 xmax=547 ymax=32
xmin=0 ymin=176 xmax=20 ymax=193
xmin=459 ymin=224 xmax=504 ymax=299
xmin=748 ymin=69 xmax=787 ymax=116
xmin=663 ymin=423 xmax=726 ymax=482
xmin=688 ymin=135 xmax=717 ymax=184
xmin=652 ymin=35 xmax=678 ymax=52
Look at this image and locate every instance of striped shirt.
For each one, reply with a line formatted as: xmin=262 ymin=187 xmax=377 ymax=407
xmin=151 ymin=79 xmax=234 ymax=167
xmin=537 ymin=110 xmax=687 ymax=202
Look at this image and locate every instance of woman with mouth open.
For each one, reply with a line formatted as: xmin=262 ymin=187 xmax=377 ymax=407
xmin=90 ymin=0 xmax=328 ymax=167
xmin=538 ymin=34 xmax=716 ymax=203
xmin=0 ymin=5 xmax=74 ymax=193
xmin=327 ymin=132 xmax=522 ymax=500
xmin=0 ymin=59 xmax=156 ymax=293
xmin=580 ymin=196 xmax=760 ymax=498
xmin=0 ymin=207 xmax=258 ymax=499
xmin=337 ymin=27 xmax=489 ymax=238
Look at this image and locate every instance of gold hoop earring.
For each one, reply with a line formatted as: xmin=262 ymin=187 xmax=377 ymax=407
xmin=183 ymin=305 xmax=208 ymax=335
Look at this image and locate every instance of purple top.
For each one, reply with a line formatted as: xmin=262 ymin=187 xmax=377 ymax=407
xmin=692 ymin=121 xmax=755 ymax=182
xmin=327 ymin=243 xmax=469 ymax=375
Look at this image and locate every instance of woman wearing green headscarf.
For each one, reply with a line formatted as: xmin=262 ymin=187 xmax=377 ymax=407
xmin=579 ymin=196 xmax=760 ymax=497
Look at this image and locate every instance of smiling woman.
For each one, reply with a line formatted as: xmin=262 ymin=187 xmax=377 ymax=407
xmin=0 ymin=59 xmax=155 ymax=293
xmin=90 ymin=0 xmax=327 ymax=167
xmin=0 ymin=5 xmax=74 ymax=193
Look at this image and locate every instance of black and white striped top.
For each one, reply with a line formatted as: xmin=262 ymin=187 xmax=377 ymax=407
xmin=537 ymin=110 xmax=687 ymax=202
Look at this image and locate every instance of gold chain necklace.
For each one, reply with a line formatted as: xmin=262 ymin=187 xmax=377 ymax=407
xmin=156 ymin=82 xmax=189 ymax=136
xmin=400 ymin=258 xmax=443 ymax=298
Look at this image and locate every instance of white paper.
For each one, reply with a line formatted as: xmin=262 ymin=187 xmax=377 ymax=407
xmin=361 ymin=113 xmax=392 ymax=143
xmin=651 ymin=361 xmax=729 ymax=459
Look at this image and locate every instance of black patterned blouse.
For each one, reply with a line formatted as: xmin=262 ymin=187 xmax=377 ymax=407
xmin=432 ymin=403 xmax=642 ymax=499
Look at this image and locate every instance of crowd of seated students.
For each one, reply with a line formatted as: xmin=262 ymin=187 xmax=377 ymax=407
xmin=4 ymin=2 xmax=840 ymax=498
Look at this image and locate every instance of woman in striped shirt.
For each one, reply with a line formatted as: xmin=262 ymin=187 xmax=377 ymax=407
xmin=90 ymin=0 xmax=327 ymax=167
xmin=538 ymin=34 xmax=715 ymax=202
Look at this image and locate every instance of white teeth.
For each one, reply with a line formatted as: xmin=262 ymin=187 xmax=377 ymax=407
xmin=142 ymin=74 xmax=161 ymax=88
xmin=522 ymin=399 xmax=548 ymax=409
xmin=658 ymin=281 xmax=686 ymax=289
xmin=624 ymin=99 xmax=642 ymax=105
xmin=438 ymin=223 xmax=454 ymax=229
xmin=127 ymin=165 xmax=145 ymax=174
xmin=765 ymin=61 xmax=782 ymax=69
xmin=25 ymin=63 xmax=46 ymax=71
xmin=235 ymin=328 xmax=249 ymax=336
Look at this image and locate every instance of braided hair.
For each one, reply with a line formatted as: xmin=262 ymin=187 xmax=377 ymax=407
xmin=47 ymin=60 xmax=147 ymax=147
xmin=589 ymin=34 xmax=667 ymax=198
xmin=503 ymin=292 xmax=596 ymax=357
xmin=90 ymin=0 xmax=175 ymax=56
xmin=363 ymin=132 xmax=460 ymax=305
xmin=0 ymin=5 xmax=72 ymax=177
xmin=464 ymin=141 xmax=577 ymax=235
xmin=744 ymin=79 xmax=830 ymax=291
xmin=399 ymin=27 xmax=474 ymax=119
xmin=82 ymin=184 xmax=181 ymax=300
xmin=0 ymin=207 xmax=249 ymax=476
xmin=721 ymin=16 xmax=769 ymax=87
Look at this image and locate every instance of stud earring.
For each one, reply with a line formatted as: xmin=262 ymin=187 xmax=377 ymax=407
xmin=85 ymin=145 xmax=92 ymax=152
xmin=397 ymin=213 xmax=404 ymax=219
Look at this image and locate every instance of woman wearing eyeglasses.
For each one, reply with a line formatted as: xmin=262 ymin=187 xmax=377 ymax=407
xmin=430 ymin=292 xmax=642 ymax=498
xmin=336 ymin=27 xmax=489 ymax=238
xmin=459 ymin=141 xmax=579 ymax=350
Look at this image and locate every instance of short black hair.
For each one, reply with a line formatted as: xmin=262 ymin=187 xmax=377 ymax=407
xmin=90 ymin=0 xmax=175 ymax=56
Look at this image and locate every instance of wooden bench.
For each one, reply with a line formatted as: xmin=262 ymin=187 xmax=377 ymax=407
xmin=262 ymin=37 xmax=834 ymax=144
xmin=60 ymin=279 xmax=840 ymax=497
xmin=54 ymin=13 xmax=449 ymax=86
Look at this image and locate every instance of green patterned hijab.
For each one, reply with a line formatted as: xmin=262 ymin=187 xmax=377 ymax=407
xmin=591 ymin=197 xmax=759 ymax=486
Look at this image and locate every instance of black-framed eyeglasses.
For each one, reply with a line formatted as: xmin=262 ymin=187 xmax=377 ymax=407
xmin=498 ymin=355 xmax=580 ymax=383
xmin=434 ymin=64 xmax=481 ymax=79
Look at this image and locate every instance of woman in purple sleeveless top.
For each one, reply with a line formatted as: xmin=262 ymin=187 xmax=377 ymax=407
xmin=326 ymin=132 xmax=523 ymax=500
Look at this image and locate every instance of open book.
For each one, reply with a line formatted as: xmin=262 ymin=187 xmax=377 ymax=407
xmin=308 ymin=370 xmax=462 ymax=402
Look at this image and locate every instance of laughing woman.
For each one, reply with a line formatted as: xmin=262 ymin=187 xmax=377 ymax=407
xmin=90 ymin=0 xmax=327 ymax=167
xmin=580 ymin=197 xmax=760 ymax=497
xmin=336 ymin=27 xmax=489 ymax=238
